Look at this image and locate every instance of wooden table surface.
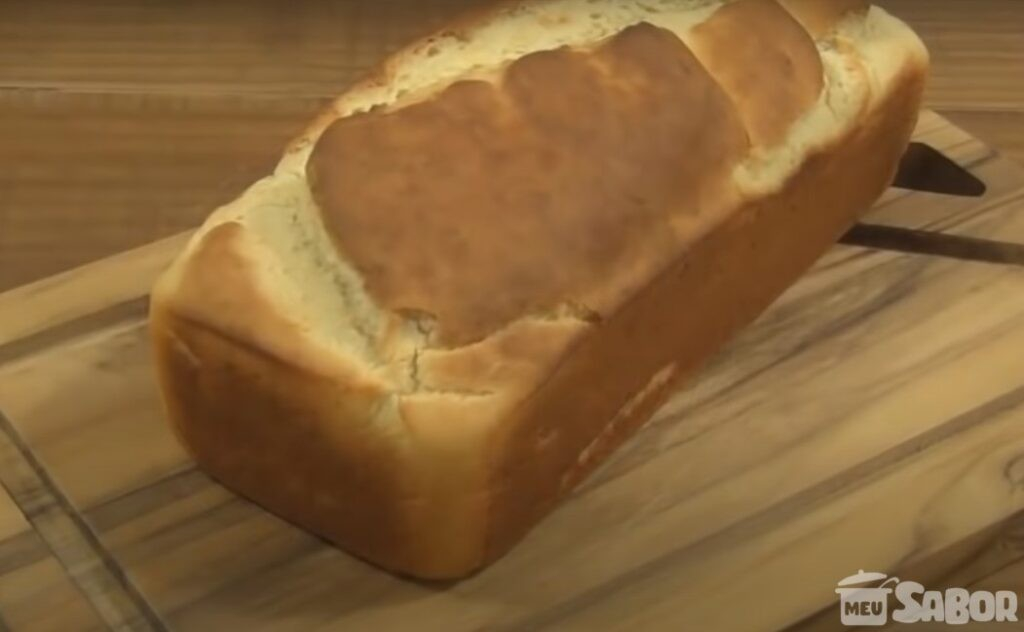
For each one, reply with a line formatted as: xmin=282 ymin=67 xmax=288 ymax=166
xmin=0 ymin=0 xmax=1022 ymax=293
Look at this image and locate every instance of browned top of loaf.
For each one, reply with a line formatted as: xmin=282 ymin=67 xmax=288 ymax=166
xmin=690 ymin=0 xmax=823 ymax=146
xmin=308 ymin=0 xmax=825 ymax=347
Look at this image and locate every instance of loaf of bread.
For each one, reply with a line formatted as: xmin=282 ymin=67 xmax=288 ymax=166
xmin=150 ymin=0 xmax=928 ymax=579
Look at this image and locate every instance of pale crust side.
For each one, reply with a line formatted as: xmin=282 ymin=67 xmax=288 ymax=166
xmin=151 ymin=0 xmax=928 ymax=579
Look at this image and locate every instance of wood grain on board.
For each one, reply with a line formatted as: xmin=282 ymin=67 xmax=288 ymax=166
xmin=793 ymin=513 xmax=1024 ymax=631
xmin=0 ymin=0 xmax=1021 ymax=293
xmin=867 ymin=111 xmax=1024 ymax=239
xmin=0 ymin=467 xmax=106 ymax=632
xmin=1 ymin=114 xmax=1024 ymax=630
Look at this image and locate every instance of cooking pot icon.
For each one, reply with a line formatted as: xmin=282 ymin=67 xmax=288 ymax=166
xmin=836 ymin=570 xmax=900 ymax=626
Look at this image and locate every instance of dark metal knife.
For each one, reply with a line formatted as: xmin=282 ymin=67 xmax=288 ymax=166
xmin=840 ymin=142 xmax=1024 ymax=267
xmin=890 ymin=141 xmax=987 ymax=197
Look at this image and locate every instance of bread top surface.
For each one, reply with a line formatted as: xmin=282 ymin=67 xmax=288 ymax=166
xmin=154 ymin=0 xmax=927 ymax=407
xmin=689 ymin=0 xmax=823 ymax=146
xmin=309 ymin=22 xmax=752 ymax=347
xmin=307 ymin=0 xmax=852 ymax=347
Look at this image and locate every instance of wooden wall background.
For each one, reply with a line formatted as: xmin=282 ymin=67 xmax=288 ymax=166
xmin=0 ymin=0 xmax=1021 ymax=292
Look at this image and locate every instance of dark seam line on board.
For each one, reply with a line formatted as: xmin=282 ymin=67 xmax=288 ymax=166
xmin=0 ymin=296 xmax=149 ymax=366
xmin=84 ymin=466 xmax=201 ymax=533
xmin=0 ymin=407 xmax=168 ymax=631
xmin=499 ymin=381 xmax=1024 ymax=631
xmin=104 ymin=497 xmax=239 ymax=554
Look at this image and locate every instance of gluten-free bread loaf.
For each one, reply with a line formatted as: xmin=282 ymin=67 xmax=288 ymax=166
xmin=150 ymin=0 xmax=929 ymax=579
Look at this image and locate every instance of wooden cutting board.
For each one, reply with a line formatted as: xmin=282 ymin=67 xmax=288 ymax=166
xmin=2 ymin=111 xmax=1024 ymax=632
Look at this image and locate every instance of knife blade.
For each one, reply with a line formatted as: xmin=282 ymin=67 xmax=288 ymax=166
xmin=837 ymin=141 xmax=1024 ymax=266
xmin=890 ymin=141 xmax=987 ymax=197
xmin=840 ymin=223 xmax=1024 ymax=267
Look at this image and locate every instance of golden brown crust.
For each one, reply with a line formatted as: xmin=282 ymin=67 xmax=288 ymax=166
xmin=482 ymin=60 xmax=927 ymax=563
xmin=152 ymin=0 xmax=929 ymax=580
xmin=280 ymin=0 xmax=532 ymax=160
xmin=153 ymin=225 xmax=592 ymax=576
xmin=151 ymin=312 xmax=419 ymax=570
xmin=690 ymin=0 xmax=824 ymax=147
xmin=309 ymin=23 xmax=748 ymax=347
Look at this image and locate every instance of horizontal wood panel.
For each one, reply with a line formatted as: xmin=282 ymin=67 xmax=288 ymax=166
xmin=0 ymin=90 xmax=326 ymax=291
xmin=879 ymin=0 xmax=1024 ymax=163
xmin=1 ymin=0 xmax=1020 ymax=293
xmin=0 ymin=0 xmax=474 ymax=96
xmin=1 ymin=0 xmax=1020 ymax=112
xmin=879 ymin=0 xmax=1024 ymax=111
